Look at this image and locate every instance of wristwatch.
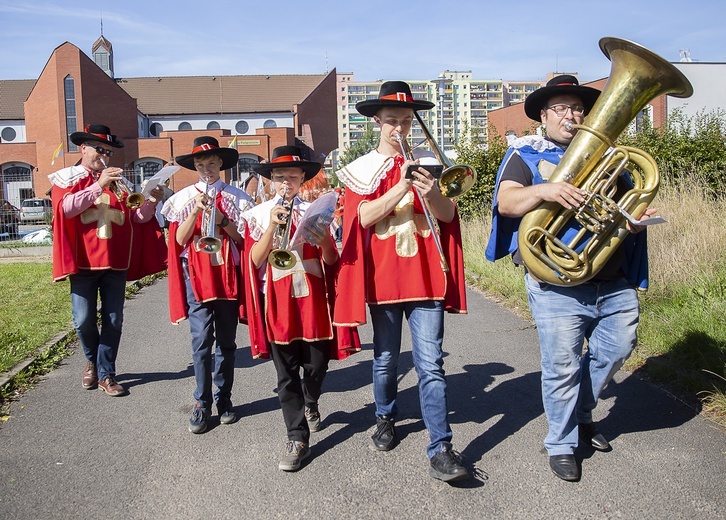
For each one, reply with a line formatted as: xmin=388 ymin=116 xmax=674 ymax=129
xmin=219 ymin=216 xmax=230 ymax=228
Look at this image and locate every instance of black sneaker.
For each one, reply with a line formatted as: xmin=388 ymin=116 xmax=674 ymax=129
xmin=429 ymin=443 xmax=469 ymax=482
xmin=305 ymin=406 xmax=321 ymax=433
xmin=217 ymin=399 xmax=237 ymax=425
xmin=278 ymin=440 xmax=311 ymax=471
xmin=370 ymin=415 xmax=396 ymax=451
xmin=188 ymin=403 xmax=211 ymax=434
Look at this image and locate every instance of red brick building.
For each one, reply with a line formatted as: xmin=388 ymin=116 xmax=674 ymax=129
xmin=0 ymin=40 xmax=337 ymax=207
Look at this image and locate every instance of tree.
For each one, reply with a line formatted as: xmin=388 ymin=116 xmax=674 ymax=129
xmin=337 ymin=122 xmax=379 ymax=169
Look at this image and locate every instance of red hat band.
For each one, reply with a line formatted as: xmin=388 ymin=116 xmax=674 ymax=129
xmin=380 ymin=92 xmax=415 ymax=102
xmin=272 ymin=155 xmax=301 ymax=164
xmin=192 ymin=143 xmax=219 ymax=154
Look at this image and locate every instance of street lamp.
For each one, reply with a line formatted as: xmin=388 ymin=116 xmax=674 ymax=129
xmin=430 ymin=73 xmax=452 ymax=151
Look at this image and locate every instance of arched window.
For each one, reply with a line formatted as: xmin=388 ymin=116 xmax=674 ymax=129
xmin=263 ymin=119 xmax=277 ymax=129
xmin=149 ymin=123 xmax=163 ymax=137
xmin=207 ymin=121 xmax=220 ymax=130
xmin=178 ymin=122 xmax=192 ymax=130
xmin=64 ymin=75 xmax=78 ymax=152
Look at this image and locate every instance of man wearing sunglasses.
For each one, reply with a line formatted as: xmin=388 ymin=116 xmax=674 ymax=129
xmin=485 ymin=76 xmax=656 ymax=482
xmin=49 ymin=123 xmax=167 ymax=397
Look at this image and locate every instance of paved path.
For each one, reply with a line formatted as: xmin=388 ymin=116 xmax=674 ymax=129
xmin=1 ymin=279 xmax=724 ymax=519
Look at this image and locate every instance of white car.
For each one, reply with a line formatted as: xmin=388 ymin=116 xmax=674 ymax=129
xmin=20 ymin=198 xmax=53 ymax=223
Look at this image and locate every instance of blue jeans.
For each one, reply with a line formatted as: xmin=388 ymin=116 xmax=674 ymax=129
xmin=525 ymin=273 xmax=639 ymax=455
xmin=369 ymin=300 xmax=452 ymax=459
xmin=70 ymin=269 xmax=127 ymax=381
xmin=183 ymin=263 xmax=238 ymax=410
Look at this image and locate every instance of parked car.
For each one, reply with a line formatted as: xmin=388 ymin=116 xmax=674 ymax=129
xmin=20 ymin=198 xmax=53 ymax=223
xmin=0 ymin=199 xmax=20 ymax=239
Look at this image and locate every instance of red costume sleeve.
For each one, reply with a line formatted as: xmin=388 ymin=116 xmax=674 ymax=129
xmin=242 ymin=226 xmax=271 ymax=360
xmin=324 ymin=259 xmax=361 ymax=360
xmin=166 ymin=221 xmax=189 ymax=324
xmin=50 ymin=186 xmax=79 ymax=281
xmin=440 ymin=208 xmax=468 ymax=314
xmin=332 ymin=189 xmax=368 ymax=327
xmin=126 ymin=218 xmax=167 ymax=282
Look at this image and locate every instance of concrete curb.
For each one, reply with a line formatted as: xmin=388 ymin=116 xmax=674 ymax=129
xmin=0 ymin=327 xmax=76 ymax=388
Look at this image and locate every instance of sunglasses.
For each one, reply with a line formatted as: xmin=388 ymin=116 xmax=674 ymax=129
xmin=84 ymin=143 xmax=114 ymax=157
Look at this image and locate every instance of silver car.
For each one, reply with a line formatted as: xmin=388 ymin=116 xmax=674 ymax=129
xmin=20 ymin=198 xmax=53 ymax=223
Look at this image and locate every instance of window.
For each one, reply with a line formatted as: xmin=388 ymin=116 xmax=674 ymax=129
xmin=207 ymin=121 xmax=220 ymax=130
xmin=64 ymin=75 xmax=77 ymax=152
xmin=149 ymin=123 xmax=163 ymax=137
xmin=94 ymin=52 xmax=109 ymax=70
xmin=235 ymin=120 xmax=249 ymax=134
xmin=263 ymin=120 xmax=277 ymax=129
xmin=1 ymin=127 xmax=16 ymax=142
xmin=178 ymin=122 xmax=192 ymax=130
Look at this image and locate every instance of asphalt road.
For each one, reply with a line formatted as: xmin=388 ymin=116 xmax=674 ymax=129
xmin=0 ymin=279 xmax=724 ymax=519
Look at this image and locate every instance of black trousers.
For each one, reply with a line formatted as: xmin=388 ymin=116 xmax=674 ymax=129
xmin=270 ymin=340 xmax=330 ymax=443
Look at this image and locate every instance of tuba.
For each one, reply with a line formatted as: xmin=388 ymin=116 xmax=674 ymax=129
xmin=518 ymin=37 xmax=693 ymax=286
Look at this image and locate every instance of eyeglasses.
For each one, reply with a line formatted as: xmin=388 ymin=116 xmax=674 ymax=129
xmin=84 ymin=143 xmax=114 ymax=157
xmin=546 ymin=104 xmax=585 ymax=117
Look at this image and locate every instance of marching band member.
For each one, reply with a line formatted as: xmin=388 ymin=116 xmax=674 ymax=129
xmin=486 ymin=75 xmax=654 ymax=481
xmin=334 ymin=82 xmax=469 ymax=482
xmin=49 ymin=123 xmax=167 ymax=397
xmin=241 ymin=145 xmax=360 ymax=472
xmin=162 ymin=136 xmax=253 ymax=434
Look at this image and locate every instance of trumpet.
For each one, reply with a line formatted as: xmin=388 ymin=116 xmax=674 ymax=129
xmin=197 ymin=178 xmax=222 ymax=254
xmin=268 ymin=187 xmax=297 ymax=270
xmin=395 ymin=133 xmax=450 ymax=272
xmin=100 ymin=157 xmax=145 ymax=209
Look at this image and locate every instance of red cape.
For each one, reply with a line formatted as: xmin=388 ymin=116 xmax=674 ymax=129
xmin=166 ymin=220 xmax=246 ymax=324
xmin=50 ymin=176 xmax=166 ymax=282
xmin=242 ymin=226 xmax=360 ymax=361
xmin=333 ymin=184 xmax=467 ymax=327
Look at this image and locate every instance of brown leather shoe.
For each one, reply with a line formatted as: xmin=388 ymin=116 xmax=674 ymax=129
xmin=82 ymin=361 xmax=97 ymax=389
xmin=98 ymin=376 xmax=125 ymax=396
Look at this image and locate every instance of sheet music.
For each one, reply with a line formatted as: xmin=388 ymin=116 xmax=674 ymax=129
xmin=141 ymin=165 xmax=181 ymax=197
xmin=619 ymin=207 xmax=667 ymax=226
xmin=289 ymin=190 xmax=339 ymax=248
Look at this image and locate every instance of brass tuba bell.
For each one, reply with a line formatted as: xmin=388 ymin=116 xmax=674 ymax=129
xmin=517 ymin=37 xmax=693 ymax=286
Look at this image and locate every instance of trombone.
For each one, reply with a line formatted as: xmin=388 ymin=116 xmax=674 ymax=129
xmin=197 ymin=178 xmax=222 ymax=254
xmin=100 ymin=157 xmax=145 ymax=209
xmin=268 ymin=186 xmax=297 ymax=270
xmin=413 ymin=112 xmax=476 ymax=198
xmin=395 ymin=133 xmax=450 ymax=272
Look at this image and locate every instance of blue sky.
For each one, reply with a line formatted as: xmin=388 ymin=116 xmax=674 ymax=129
xmin=1 ymin=0 xmax=724 ymax=83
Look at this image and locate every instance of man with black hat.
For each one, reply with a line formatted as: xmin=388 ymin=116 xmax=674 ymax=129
xmin=334 ymin=81 xmax=469 ymax=483
xmin=162 ymin=136 xmax=253 ymax=434
xmin=48 ymin=123 xmax=167 ymax=397
xmin=486 ymin=75 xmax=656 ymax=481
xmin=241 ymin=145 xmax=360 ymax=471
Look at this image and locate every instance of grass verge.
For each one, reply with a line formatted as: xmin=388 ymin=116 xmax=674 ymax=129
xmin=0 ymin=263 xmax=166 ymax=419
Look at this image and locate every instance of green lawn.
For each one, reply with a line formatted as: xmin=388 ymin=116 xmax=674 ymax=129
xmin=0 ymin=262 xmax=72 ymax=373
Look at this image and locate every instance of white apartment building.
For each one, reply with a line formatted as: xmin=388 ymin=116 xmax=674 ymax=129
xmin=334 ymin=71 xmax=545 ymax=169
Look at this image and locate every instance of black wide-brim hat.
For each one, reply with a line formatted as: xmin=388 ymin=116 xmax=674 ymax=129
xmin=175 ymin=136 xmax=239 ymax=171
xmin=252 ymin=145 xmax=321 ymax=181
xmin=70 ymin=123 xmax=124 ymax=148
xmin=524 ymin=75 xmax=601 ymax=122
xmin=356 ymin=80 xmax=435 ymax=117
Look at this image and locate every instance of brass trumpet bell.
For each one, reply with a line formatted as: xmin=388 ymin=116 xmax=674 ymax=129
xmin=268 ymin=249 xmax=297 ymax=270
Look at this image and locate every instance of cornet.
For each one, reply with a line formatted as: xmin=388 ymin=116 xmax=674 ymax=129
xmin=197 ymin=178 xmax=223 ymax=254
xmin=268 ymin=186 xmax=297 ymax=270
xmin=100 ymin=157 xmax=145 ymax=209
